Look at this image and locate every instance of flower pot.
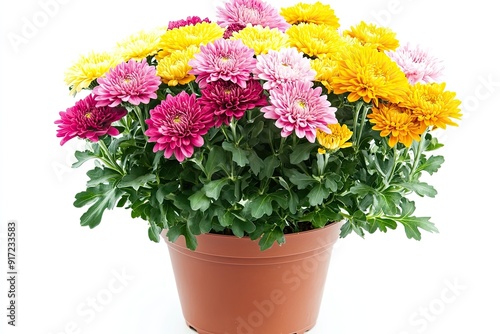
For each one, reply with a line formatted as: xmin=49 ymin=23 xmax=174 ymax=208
xmin=162 ymin=222 xmax=341 ymax=334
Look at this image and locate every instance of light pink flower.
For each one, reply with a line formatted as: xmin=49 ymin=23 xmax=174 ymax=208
xmin=387 ymin=43 xmax=444 ymax=84
xmin=55 ymin=94 xmax=127 ymax=145
xmin=261 ymin=81 xmax=337 ymax=142
xmin=93 ymin=59 xmax=161 ymax=107
xmin=188 ymin=38 xmax=256 ymax=89
xmin=216 ymin=0 xmax=290 ymax=32
xmin=254 ymin=48 xmax=316 ymax=90
xmin=145 ymin=92 xmax=213 ymax=162
xmin=199 ymin=79 xmax=268 ymax=126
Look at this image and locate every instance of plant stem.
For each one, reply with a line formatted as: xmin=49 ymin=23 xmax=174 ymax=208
xmin=133 ymin=105 xmax=147 ymax=135
xmin=410 ymin=127 xmax=429 ymax=180
xmin=356 ymin=104 xmax=370 ymax=149
xmin=97 ymin=140 xmax=125 ymax=175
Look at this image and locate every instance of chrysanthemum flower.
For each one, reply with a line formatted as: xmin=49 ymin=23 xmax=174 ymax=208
xmin=115 ymin=28 xmax=165 ymax=61
xmin=387 ymin=43 xmax=444 ymax=84
xmin=145 ymin=92 xmax=213 ymax=162
xmin=261 ymin=81 xmax=337 ymax=142
xmin=401 ymin=82 xmax=462 ymax=129
xmin=93 ymin=59 xmax=161 ymax=107
xmin=280 ymin=2 xmax=340 ymax=28
xmin=286 ymin=23 xmax=344 ymax=58
xmin=254 ymin=47 xmax=316 ymax=90
xmin=317 ymin=123 xmax=353 ymax=153
xmin=311 ymin=56 xmax=339 ymax=93
xmin=156 ymin=46 xmax=199 ymax=86
xmin=368 ymin=102 xmax=423 ymax=147
xmin=343 ymin=21 xmax=399 ymax=52
xmin=188 ymin=38 xmax=256 ymax=89
xmin=223 ymin=23 xmax=246 ymax=39
xmin=64 ymin=51 xmax=122 ymax=95
xmin=216 ymin=0 xmax=290 ymax=32
xmin=199 ymin=79 xmax=268 ymax=126
xmin=156 ymin=22 xmax=224 ymax=60
xmin=55 ymin=94 xmax=127 ymax=145
xmin=168 ymin=16 xmax=211 ymax=30
xmin=231 ymin=25 xmax=290 ymax=55
xmin=331 ymin=43 xmax=410 ymax=106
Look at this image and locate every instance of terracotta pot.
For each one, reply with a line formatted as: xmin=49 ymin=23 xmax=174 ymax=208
xmin=162 ymin=222 xmax=341 ymax=334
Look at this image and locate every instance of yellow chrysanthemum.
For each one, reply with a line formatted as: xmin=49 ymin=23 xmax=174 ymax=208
xmin=281 ymin=2 xmax=340 ymax=28
xmin=115 ymin=27 xmax=166 ymax=61
xmin=317 ymin=123 xmax=353 ymax=153
xmin=156 ymin=22 xmax=224 ymax=60
xmin=286 ymin=23 xmax=344 ymax=58
xmin=343 ymin=21 xmax=399 ymax=52
xmin=231 ymin=26 xmax=289 ymax=55
xmin=331 ymin=43 xmax=410 ymax=106
xmin=156 ymin=46 xmax=199 ymax=86
xmin=311 ymin=56 xmax=339 ymax=93
xmin=401 ymin=82 xmax=462 ymax=130
xmin=64 ymin=51 xmax=122 ymax=95
xmin=368 ymin=103 xmax=423 ymax=147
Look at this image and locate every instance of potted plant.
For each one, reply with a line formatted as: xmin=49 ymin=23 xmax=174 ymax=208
xmin=54 ymin=0 xmax=461 ymax=332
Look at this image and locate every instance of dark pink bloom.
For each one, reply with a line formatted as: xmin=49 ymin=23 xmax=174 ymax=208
xmin=55 ymin=94 xmax=127 ymax=145
xmin=189 ymin=38 xmax=256 ymax=89
xmin=145 ymin=92 xmax=213 ymax=162
xmin=261 ymin=81 xmax=337 ymax=143
xmin=93 ymin=59 xmax=161 ymax=107
xmin=168 ymin=16 xmax=211 ymax=30
xmin=216 ymin=0 xmax=290 ymax=32
xmin=223 ymin=23 xmax=246 ymax=39
xmin=199 ymin=79 xmax=268 ymax=126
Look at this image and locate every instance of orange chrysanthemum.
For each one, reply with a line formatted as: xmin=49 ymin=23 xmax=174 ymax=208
xmin=368 ymin=103 xmax=423 ymax=147
xmin=343 ymin=21 xmax=399 ymax=52
xmin=281 ymin=2 xmax=340 ymax=28
xmin=401 ymin=82 xmax=462 ymax=130
xmin=331 ymin=44 xmax=410 ymax=106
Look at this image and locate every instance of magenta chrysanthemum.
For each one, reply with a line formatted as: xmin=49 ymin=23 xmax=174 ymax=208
xmin=93 ymin=59 xmax=161 ymax=107
xmin=188 ymin=38 xmax=256 ymax=89
xmin=216 ymin=0 xmax=290 ymax=32
xmin=145 ymin=92 xmax=213 ymax=162
xmin=55 ymin=94 xmax=127 ymax=145
xmin=387 ymin=43 xmax=444 ymax=84
xmin=223 ymin=23 xmax=246 ymax=39
xmin=168 ymin=16 xmax=211 ymax=30
xmin=261 ymin=81 xmax=337 ymax=142
xmin=254 ymin=47 xmax=316 ymax=90
xmin=199 ymin=79 xmax=268 ymax=126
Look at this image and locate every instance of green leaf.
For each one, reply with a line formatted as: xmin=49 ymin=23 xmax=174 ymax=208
xmin=118 ymin=167 xmax=155 ymax=191
xmin=86 ymin=167 xmax=121 ymax=187
xmin=155 ymin=182 xmax=179 ymax=204
xmin=247 ymin=194 xmax=273 ymax=218
xmin=78 ymin=185 xmax=124 ymax=228
xmin=260 ymin=155 xmax=280 ymax=179
xmin=324 ymin=173 xmax=340 ymax=192
xmin=372 ymin=191 xmax=402 ymax=215
xmin=203 ymin=178 xmax=229 ymax=200
xmin=259 ymin=228 xmax=285 ymax=251
xmin=232 ymin=218 xmax=256 ymax=238
xmin=417 ymin=155 xmax=445 ymax=175
xmin=148 ymin=224 xmax=162 ymax=243
xmin=398 ymin=181 xmax=437 ymax=197
xmin=290 ymin=143 xmax=315 ymax=164
xmin=287 ymin=169 xmax=316 ymax=189
xmin=205 ymin=146 xmax=225 ymax=179
xmin=72 ymin=150 xmax=96 ymax=168
xmin=307 ymin=184 xmax=329 ymax=206
xmin=188 ymin=191 xmax=211 ymax=212
xmin=248 ymin=151 xmax=265 ymax=175
xmin=222 ymin=141 xmax=249 ymax=167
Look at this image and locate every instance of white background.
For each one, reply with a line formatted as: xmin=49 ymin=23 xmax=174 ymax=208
xmin=1 ymin=0 xmax=499 ymax=333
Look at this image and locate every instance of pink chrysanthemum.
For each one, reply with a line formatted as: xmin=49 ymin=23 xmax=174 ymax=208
xmin=261 ymin=81 xmax=337 ymax=142
xmin=216 ymin=0 xmax=290 ymax=32
xmin=199 ymin=79 xmax=268 ymax=126
xmin=188 ymin=38 xmax=256 ymax=89
xmin=145 ymin=92 xmax=213 ymax=162
xmin=93 ymin=59 xmax=161 ymax=107
xmin=55 ymin=94 xmax=127 ymax=145
xmin=168 ymin=16 xmax=211 ymax=30
xmin=387 ymin=43 xmax=444 ymax=84
xmin=254 ymin=47 xmax=316 ymax=90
